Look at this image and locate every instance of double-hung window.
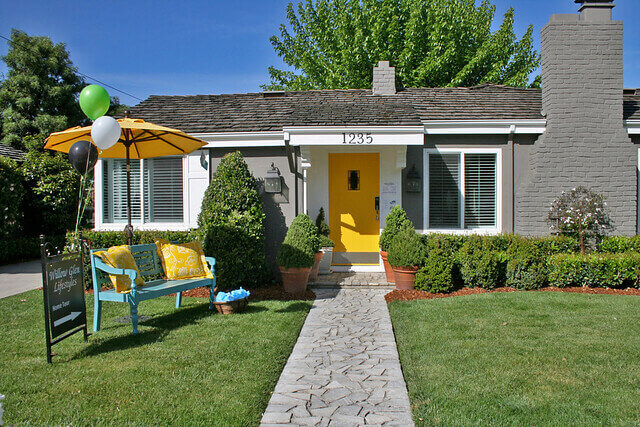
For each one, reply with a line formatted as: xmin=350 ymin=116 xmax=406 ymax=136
xmin=101 ymin=157 xmax=184 ymax=225
xmin=424 ymin=148 xmax=501 ymax=233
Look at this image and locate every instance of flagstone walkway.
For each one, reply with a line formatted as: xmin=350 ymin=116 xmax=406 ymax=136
xmin=260 ymin=288 xmax=414 ymax=426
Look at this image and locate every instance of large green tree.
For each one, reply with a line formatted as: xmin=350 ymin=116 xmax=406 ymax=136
xmin=0 ymin=29 xmax=85 ymax=150
xmin=263 ymin=0 xmax=540 ymax=90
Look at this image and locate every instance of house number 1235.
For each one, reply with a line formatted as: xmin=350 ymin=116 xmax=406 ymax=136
xmin=342 ymin=132 xmax=373 ymax=144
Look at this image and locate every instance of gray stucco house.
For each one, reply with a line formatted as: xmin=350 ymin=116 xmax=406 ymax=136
xmin=94 ymin=0 xmax=640 ymax=274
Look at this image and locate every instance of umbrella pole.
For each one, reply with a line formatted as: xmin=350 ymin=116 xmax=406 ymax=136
xmin=125 ymin=143 xmax=134 ymax=246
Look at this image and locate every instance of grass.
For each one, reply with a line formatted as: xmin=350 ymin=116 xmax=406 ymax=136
xmin=0 ymin=290 xmax=311 ymax=425
xmin=389 ymin=292 xmax=640 ymax=425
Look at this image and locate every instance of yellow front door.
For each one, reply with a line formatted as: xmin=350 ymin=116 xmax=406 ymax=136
xmin=328 ymin=153 xmax=380 ymax=265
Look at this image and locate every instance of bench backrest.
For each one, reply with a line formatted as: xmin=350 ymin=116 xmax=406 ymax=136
xmin=90 ymin=243 xmax=164 ymax=289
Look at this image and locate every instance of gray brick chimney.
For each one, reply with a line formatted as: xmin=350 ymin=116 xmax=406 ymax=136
xmin=517 ymin=0 xmax=636 ymax=235
xmin=372 ymin=61 xmax=396 ymax=95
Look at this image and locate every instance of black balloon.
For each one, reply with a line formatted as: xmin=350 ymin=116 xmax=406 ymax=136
xmin=68 ymin=140 xmax=99 ymax=175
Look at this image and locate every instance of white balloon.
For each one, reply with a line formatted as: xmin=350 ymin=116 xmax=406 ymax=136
xmin=91 ymin=116 xmax=121 ymax=150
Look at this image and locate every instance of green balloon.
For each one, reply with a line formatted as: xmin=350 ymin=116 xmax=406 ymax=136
xmin=79 ymin=85 xmax=110 ymax=120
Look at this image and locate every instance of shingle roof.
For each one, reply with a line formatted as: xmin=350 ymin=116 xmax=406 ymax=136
xmin=127 ymin=84 xmax=640 ymax=134
xmin=624 ymin=95 xmax=640 ymax=120
xmin=0 ymin=144 xmax=25 ymax=161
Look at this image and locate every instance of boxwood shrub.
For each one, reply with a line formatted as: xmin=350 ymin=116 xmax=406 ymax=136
xmin=506 ymin=237 xmax=547 ymax=290
xmin=68 ymin=229 xmax=198 ymax=289
xmin=415 ymin=248 xmax=455 ymax=293
xmin=458 ymin=235 xmax=507 ymax=289
xmin=599 ymin=235 xmax=640 ymax=253
xmin=292 ymin=214 xmax=320 ymax=253
xmin=548 ymin=253 xmax=640 ymax=288
xmin=277 ymin=215 xmax=316 ymax=269
xmin=387 ymin=229 xmax=426 ymax=268
xmin=379 ymin=206 xmax=414 ymax=252
xmin=198 ymin=151 xmax=268 ymax=289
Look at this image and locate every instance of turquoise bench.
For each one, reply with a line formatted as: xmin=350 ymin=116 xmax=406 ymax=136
xmin=90 ymin=243 xmax=216 ymax=334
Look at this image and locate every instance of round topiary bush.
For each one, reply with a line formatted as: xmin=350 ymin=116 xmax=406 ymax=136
xmin=198 ymin=151 xmax=268 ymax=289
xmin=277 ymin=215 xmax=316 ymax=268
xmin=387 ymin=229 xmax=426 ymax=268
xmin=0 ymin=156 xmax=25 ymax=239
xmin=380 ymin=205 xmax=414 ymax=252
xmin=415 ymin=248 xmax=455 ymax=293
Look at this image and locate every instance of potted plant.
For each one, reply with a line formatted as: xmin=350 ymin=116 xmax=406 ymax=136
xmin=379 ymin=206 xmax=415 ymax=284
xmin=277 ymin=215 xmax=317 ymax=295
xmin=290 ymin=214 xmax=322 ymax=282
xmin=387 ymin=229 xmax=426 ymax=290
xmin=315 ymin=207 xmax=334 ymax=275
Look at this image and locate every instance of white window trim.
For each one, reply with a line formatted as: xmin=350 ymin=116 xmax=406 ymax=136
xmin=93 ymin=156 xmax=191 ymax=231
xmin=423 ymin=147 xmax=502 ymax=235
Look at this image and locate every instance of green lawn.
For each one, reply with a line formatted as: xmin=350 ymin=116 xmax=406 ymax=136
xmin=389 ymin=292 xmax=640 ymax=425
xmin=0 ymin=290 xmax=311 ymax=425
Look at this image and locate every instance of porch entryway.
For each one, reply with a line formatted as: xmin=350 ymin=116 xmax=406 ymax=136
xmin=328 ymin=152 xmax=380 ymax=267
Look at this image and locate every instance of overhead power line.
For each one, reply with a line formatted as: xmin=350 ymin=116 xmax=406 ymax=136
xmin=0 ymin=33 xmax=144 ymax=102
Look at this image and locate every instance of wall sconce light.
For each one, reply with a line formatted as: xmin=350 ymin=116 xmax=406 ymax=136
xmin=405 ymin=164 xmax=421 ymax=193
xmin=264 ymin=163 xmax=282 ymax=193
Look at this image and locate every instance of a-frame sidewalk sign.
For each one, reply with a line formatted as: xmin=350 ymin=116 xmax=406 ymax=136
xmin=40 ymin=234 xmax=90 ymax=363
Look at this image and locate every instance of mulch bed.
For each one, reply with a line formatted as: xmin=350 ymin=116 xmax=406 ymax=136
xmin=385 ymin=286 xmax=640 ymax=303
xmin=82 ymin=284 xmax=315 ymax=301
xmin=182 ymin=284 xmax=316 ymax=301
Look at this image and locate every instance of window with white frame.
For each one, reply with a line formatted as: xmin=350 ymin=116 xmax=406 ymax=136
xmin=424 ymin=149 xmax=501 ymax=232
xmin=102 ymin=157 xmax=184 ymax=224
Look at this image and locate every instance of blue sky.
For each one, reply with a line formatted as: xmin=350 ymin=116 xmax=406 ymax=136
xmin=1 ymin=0 xmax=639 ymax=106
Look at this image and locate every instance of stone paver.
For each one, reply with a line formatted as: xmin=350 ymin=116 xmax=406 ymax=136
xmin=310 ymin=272 xmax=390 ymax=288
xmin=260 ymin=288 xmax=413 ymax=426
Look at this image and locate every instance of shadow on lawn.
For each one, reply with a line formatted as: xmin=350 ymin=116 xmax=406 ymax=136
xmin=74 ymin=303 xmax=213 ymax=358
xmin=275 ymin=301 xmax=312 ymax=313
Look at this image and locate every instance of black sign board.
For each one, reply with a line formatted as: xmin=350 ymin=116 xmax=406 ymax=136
xmin=41 ymin=236 xmax=89 ymax=363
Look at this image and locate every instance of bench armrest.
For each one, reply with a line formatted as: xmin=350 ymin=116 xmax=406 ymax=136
xmin=92 ymin=256 xmax=139 ymax=290
xmin=205 ymin=257 xmax=216 ymax=272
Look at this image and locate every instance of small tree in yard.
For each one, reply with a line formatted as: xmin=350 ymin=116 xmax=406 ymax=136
xmin=198 ymin=151 xmax=268 ymax=289
xmin=547 ymin=186 xmax=613 ymax=254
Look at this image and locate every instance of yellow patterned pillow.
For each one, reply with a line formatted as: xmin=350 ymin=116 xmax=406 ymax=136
xmin=155 ymin=239 xmax=214 ymax=280
xmin=94 ymin=245 xmax=146 ymax=293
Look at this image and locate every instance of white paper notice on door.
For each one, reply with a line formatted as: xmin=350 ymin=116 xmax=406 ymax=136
xmin=382 ymin=182 xmax=396 ymax=194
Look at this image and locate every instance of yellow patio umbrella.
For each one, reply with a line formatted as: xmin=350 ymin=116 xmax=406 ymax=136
xmin=44 ymin=117 xmax=207 ymax=243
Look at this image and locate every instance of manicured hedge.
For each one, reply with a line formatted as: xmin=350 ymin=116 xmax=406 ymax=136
xmin=457 ymin=235 xmax=507 ymax=290
xmin=68 ymin=229 xmax=197 ymax=289
xmin=414 ymin=234 xmax=582 ymax=292
xmin=599 ymin=235 xmax=640 ymax=253
xmin=548 ymin=253 xmax=640 ymax=289
xmin=0 ymin=235 xmax=67 ymax=265
xmin=415 ymin=248 xmax=455 ymax=293
xmin=75 ymin=229 xmax=197 ymax=249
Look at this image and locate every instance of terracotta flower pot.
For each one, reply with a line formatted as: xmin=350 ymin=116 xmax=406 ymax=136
xmin=280 ymin=266 xmax=311 ymax=295
xmin=391 ymin=266 xmax=419 ymax=290
xmin=380 ymin=251 xmax=395 ymax=284
xmin=309 ymin=252 xmax=324 ymax=282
